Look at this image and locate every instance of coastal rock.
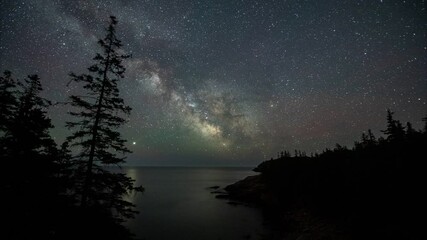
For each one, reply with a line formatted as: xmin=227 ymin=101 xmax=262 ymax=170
xmin=215 ymin=194 xmax=231 ymax=199
xmin=210 ymin=190 xmax=227 ymax=194
xmin=224 ymin=175 xmax=270 ymax=205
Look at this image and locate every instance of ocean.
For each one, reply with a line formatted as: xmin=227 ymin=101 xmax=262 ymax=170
xmin=121 ymin=167 xmax=275 ymax=240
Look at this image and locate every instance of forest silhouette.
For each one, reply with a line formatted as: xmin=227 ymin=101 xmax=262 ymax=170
xmin=1 ymin=16 xmax=140 ymax=240
xmin=225 ymin=110 xmax=426 ymax=239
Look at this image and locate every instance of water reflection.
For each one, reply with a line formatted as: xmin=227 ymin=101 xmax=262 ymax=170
xmin=122 ymin=167 xmax=273 ymax=240
xmin=124 ymin=167 xmax=139 ymax=204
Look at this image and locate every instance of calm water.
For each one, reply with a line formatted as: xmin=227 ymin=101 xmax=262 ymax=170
xmin=121 ymin=167 xmax=275 ymax=240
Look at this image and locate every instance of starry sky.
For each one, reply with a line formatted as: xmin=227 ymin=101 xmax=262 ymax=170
xmin=1 ymin=0 xmax=426 ymax=166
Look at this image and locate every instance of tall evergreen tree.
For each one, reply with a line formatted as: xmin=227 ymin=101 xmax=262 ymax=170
xmin=0 ymin=70 xmax=18 ymax=133
xmin=358 ymin=129 xmax=377 ymax=149
xmin=361 ymin=132 xmax=369 ymax=144
xmin=0 ymin=73 xmax=60 ymax=239
xmin=66 ymin=16 xmax=139 ymax=220
xmin=1 ymin=74 xmax=55 ymax=163
xmin=382 ymin=109 xmax=405 ymax=141
xmin=367 ymin=129 xmax=376 ymax=143
xmin=406 ymin=122 xmax=416 ymax=136
xmin=0 ymin=73 xmax=58 ymax=196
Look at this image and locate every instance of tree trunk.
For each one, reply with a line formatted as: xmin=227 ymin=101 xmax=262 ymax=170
xmin=81 ymin=35 xmax=113 ymax=207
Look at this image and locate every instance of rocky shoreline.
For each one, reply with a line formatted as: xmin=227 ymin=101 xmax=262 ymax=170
xmin=212 ymin=173 xmax=352 ymax=240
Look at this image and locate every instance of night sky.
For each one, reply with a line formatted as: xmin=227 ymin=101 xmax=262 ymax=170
xmin=1 ymin=0 xmax=426 ymax=166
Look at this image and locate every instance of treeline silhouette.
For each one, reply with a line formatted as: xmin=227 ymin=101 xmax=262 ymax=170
xmin=227 ymin=110 xmax=425 ymax=239
xmin=0 ymin=16 xmax=141 ymax=240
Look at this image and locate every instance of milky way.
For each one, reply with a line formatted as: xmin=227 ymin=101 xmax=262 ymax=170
xmin=1 ymin=0 xmax=426 ymax=166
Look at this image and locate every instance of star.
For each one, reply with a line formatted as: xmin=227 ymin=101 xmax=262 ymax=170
xmin=0 ymin=0 xmax=425 ymax=166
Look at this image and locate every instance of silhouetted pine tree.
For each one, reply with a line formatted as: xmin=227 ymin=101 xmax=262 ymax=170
xmin=66 ymin=16 xmax=139 ymax=221
xmin=406 ymin=122 xmax=416 ymax=136
xmin=357 ymin=129 xmax=377 ymax=149
xmin=1 ymin=74 xmax=56 ymax=164
xmin=0 ymin=73 xmax=61 ymax=238
xmin=0 ymin=73 xmax=57 ymax=192
xmin=367 ymin=129 xmax=376 ymax=143
xmin=0 ymin=70 xmax=18 ymax=133
xmin=382 ymin=109 xmax=405 ymax=141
